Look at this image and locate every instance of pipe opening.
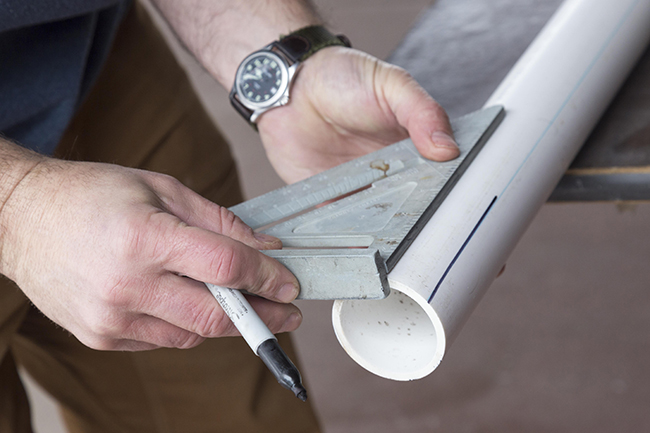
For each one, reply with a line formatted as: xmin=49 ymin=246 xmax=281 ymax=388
xmin=332 ymin=285 xmax=445 ymax=381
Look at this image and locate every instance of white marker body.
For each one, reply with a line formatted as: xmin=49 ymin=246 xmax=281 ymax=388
xmin=205 ymin=284 xmax=276 ymax=353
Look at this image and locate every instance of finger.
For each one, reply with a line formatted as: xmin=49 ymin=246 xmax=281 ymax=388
xmin=380 ymin=65 xmax=460 ymax=161
xmin=247 ymin=295 xmax=303 ymax=334
xmin=148 ymin=174 xmax=282 ymax=250
xmin=119 ymin=314 xmax=207 ymax=349
xmin=154 ymin=216 xmax=299 ymax=302
xmin=135 ymin=274 xmax=302 ymax=337
xmin=106 ymin=339 xmax=161 ymax=351
xmin=74 ymin=332 xmax=162 ymax=351
xmin=75 ymin=307 xmax=207 ymax=350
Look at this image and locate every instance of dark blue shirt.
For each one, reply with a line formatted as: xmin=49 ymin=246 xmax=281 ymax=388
xmin=0 ymin=0 xmax=131 ymax=155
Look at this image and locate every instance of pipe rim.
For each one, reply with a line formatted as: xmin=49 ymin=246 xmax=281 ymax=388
xmin=332 ymin=281 xmax=446 ymax=381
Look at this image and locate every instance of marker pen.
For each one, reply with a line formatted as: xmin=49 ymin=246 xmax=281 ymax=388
xmin=205 ymin=283 xmax=308 ymax=402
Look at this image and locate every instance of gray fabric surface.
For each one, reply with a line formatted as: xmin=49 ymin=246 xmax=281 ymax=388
xmin=389 ymin=0 xmax=650 ymax=172
xmin=388 ymin=0 xmax=562 ymax=118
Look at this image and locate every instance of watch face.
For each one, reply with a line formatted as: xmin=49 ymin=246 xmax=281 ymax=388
xmin=236 ymin=51 xmax=288 ymax=108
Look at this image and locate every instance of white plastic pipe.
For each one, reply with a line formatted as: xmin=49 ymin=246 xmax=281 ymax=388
xmin=332 ymin=0 xmax=650 ymax=381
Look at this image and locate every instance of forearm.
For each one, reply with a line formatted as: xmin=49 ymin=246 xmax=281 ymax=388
xmin=151 ymin=0 xmax=321 ymax=88
xmin=0 ymin=138 xmax=45 ymax=276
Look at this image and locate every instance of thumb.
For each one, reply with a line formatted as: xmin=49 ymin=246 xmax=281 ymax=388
xmin=150 ymin=174 xmax=281 ymax=251
xmin=381 ymin=65 xmax=460 ymax=161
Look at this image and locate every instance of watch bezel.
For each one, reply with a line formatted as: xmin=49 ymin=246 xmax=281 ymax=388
xmin=234 ymin=50 xmax=290 ymax=111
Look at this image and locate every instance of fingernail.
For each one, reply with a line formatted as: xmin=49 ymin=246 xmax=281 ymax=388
xmin=254 ymin=232 xmax=280 ymax=245
xmin=281 ymin=312 xmax=303 ymax=332
xmin=431 ymin=131 xmax=459 ymax=149
xmin=276 ymin=283 xmax=299 ymax=303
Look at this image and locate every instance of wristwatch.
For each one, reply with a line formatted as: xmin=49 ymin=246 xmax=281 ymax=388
xmin=230 ymin=25 xmax=351 ymax=124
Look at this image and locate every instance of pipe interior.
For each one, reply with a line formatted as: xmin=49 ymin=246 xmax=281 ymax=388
xmin=332 ymin=286 xmax=444 ymax=381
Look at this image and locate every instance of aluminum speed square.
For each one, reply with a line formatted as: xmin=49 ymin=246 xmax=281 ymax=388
xmin=229 ymin=105 xmax=505 ymax=300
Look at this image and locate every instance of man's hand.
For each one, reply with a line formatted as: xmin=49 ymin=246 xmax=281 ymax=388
xmin=152 ymin=1 xmax=458 ymax=184
xmin=0 ymin=157 xmax=301 ymax=351
xmin=258 ymin=47 xmax=459 ymax=183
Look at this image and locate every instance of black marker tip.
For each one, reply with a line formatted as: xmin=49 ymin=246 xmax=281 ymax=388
xmin=294 ymin=387 xmax=308 ymax=402
xmin=257 ymin=339 xmax=308 ymax=401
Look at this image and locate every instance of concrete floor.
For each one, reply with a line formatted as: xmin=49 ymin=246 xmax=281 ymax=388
xmin=25 ymin=1 xmax=650 ymax=432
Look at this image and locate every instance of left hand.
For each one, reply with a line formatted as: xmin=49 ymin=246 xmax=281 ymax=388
xmin=257 ymin=47 xmax=460 ymax=184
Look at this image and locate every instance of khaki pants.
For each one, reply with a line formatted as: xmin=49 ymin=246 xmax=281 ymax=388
xmin=0 ymin=4 xmax=321 ymax=433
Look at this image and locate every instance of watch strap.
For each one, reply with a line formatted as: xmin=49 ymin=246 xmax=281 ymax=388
xmin=276 ymin=25 xmax=351 ymax=64
xmin=229 ymin=86 xmax=256 ymax=128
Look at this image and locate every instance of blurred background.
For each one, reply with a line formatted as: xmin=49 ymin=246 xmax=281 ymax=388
xmin=24 ymin=0 xmax=650 ymax=432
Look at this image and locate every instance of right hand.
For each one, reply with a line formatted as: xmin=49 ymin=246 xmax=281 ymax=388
xmin=0 ymin=159 xmax=301 ymax=351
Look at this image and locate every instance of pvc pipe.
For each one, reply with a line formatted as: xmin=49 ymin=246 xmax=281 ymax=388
xmin=332 ymin=0 xmax=650 ymax=381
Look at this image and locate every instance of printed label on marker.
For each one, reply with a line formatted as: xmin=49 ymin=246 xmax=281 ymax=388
xmin=205 ymin=283 xmax=275 ymax=352
xmin=212 ymin=288 xmax=249 ymax=321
